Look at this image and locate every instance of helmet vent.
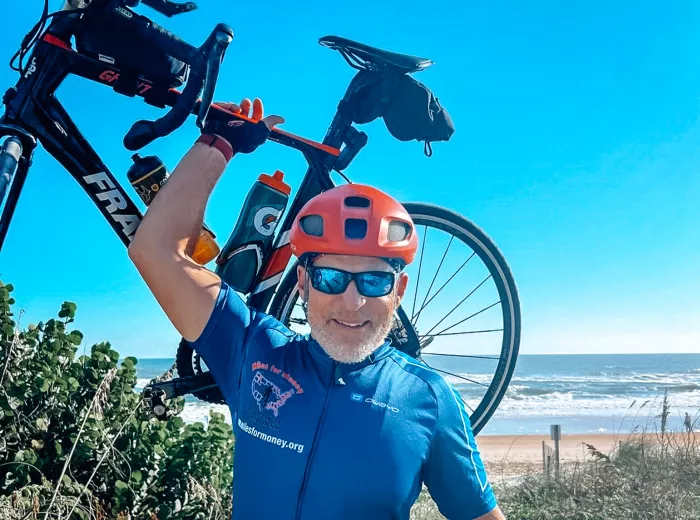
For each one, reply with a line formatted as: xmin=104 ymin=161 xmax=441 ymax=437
xmin=300 ymin=215 xmax=324 ymax=237
xmin=344 ymin=196 xmax=371 ymax=208
xmin=387 ymin=221 xmax=411 ymax=242
xmin=345 ymin=218 xmax=368 ymax=239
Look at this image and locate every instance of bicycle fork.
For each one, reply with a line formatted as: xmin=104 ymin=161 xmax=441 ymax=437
xmin=0 ymin=127 xmax=37 ymax=251
xmin=0 ymin=137 xmax=22 ymax=200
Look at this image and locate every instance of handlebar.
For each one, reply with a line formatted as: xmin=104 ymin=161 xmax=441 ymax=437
xmin=116 ymin=4 xmax=233 ymax=150
xmin=68 ymin=2 xmax=339 ymax=157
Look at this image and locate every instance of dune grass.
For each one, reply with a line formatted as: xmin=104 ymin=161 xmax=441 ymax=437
xmin=412 ymin=394 xmax=700 ymax=520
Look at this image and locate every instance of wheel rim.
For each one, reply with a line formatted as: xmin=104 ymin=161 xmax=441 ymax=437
xmin=276 ymin=206 xmax=520 ymax=434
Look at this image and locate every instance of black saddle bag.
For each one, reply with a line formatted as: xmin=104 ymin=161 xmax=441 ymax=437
xmin=74 ymin=9 xmax=189 ymax=90
xmin=349 ymin=71 xmax=455 ymax=154
xmin=382 ymin=75 xmax=455 ymax=149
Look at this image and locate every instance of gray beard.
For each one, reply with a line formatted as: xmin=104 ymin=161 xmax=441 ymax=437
xmin=308 ymin=312 xmax=395 ymax=364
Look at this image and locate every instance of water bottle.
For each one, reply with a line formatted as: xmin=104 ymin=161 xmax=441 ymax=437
xmin=126 ymin=153 xmax=220 ymax=265
xmin=215 ymin=170 xmax=291 ymax=294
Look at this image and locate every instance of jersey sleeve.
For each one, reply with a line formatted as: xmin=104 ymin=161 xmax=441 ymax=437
xmin=186 ymin=280 xmax=254 ymax=403
xmin=423 ymin=382 xmax=498 ymax=519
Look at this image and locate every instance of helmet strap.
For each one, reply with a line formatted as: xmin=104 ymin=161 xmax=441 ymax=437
xmin=301 ymin=265 xmax=311 ymax=316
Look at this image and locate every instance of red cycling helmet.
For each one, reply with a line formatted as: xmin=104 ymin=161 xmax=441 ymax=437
xmin=289 ymin=184 xmax=417 ymax=267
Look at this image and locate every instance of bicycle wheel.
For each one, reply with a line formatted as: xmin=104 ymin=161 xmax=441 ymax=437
xmin=175 ymin=337 xmax=226 ymax=404
xmin=268 ymin=203 xmax=521 ymax=435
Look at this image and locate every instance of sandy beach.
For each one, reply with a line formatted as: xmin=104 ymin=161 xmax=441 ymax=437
xmin=477 ymin=432 xmax=694 ymax=479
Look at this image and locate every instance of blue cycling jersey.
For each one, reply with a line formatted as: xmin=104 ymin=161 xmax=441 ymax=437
xmin=190 ymin=281 xmax=498 ymax=519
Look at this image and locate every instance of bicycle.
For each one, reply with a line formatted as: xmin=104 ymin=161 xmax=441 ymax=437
xmin=0 ymin=0 xmax=521 ymax=435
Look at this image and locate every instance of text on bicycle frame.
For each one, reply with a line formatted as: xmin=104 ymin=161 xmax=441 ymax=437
xmin=83 ymin=172 xmax=140 ymax=242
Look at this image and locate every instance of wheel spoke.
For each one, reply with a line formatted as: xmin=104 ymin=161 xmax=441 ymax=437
xmin=413 ymin=235 xmax=453 ymax=325
xmin=420 ymin=328 xmax=504 ymax=338
xmin=431 ymin=301 xmax=501 ymax=337
xmin=411 ymin=225 xmax=428 ymax=321
xmin=461 ymin=399 xmax=475 ymax=413
xmin=424 ymin=364 xmax=490 ymax=388
xmin=412 ymin=252 xmax=476 ymax=325
xmin=422 ymin=275 xmax=492 ymax=337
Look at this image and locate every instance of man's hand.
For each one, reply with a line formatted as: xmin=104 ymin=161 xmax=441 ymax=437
xmin=205 ymin=98 xmax=285 ymax=154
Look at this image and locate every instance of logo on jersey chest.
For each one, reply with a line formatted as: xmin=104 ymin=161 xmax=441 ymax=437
xmin=246 ymin=361 xmax=304 ymax=424
xmin=350 ymin=392 xmax=400 ymax=413
xmin=252 ymin=371 xmax=293 ymax=417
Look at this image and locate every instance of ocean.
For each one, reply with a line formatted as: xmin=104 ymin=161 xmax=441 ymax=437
xmin=134 ymin=353 xmax=700 ymax=436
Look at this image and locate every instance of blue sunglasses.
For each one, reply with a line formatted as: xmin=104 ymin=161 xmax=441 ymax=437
xmin=308 ymin=266 xmax=396 ymax=298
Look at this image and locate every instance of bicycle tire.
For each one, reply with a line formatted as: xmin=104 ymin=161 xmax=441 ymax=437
xmin=268 ymin=203 xmax=521 ymax=435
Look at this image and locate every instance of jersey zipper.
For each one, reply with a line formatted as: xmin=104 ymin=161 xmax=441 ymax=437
xmin=294 ymin=361 xmax=337 ymax=520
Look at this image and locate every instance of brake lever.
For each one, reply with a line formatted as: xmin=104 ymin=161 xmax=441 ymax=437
xmin=196 ymin=24 xmax=233 ymax=128
xmin=141 ymin=0 xmax=198 ymax=17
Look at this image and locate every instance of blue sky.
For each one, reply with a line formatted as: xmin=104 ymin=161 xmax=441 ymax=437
xmin=1 ymin=0 xmax=699 ymax=357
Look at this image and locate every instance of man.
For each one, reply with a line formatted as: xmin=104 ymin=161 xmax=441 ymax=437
xmin=128 ymin=98 xmax=505 ymax=520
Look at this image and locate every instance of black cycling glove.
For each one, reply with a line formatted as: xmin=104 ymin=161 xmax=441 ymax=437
xmin=202 ymin=117 xmax=271 ymax=155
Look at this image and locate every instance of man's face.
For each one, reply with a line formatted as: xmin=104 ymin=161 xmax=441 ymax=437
xmin=296 ymin=254 xmax=409 ymax=364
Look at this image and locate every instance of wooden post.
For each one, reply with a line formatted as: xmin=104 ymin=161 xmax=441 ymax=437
xmin=542 ymin=440 xmax=546 ymax=474
xmin=542 ymin=441 xmax=554 ymax=476
xmin=550 ymin=424 xmax=561 ymax=479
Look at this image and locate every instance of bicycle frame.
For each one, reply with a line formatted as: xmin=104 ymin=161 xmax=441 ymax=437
xmin=0 ymin=28 xmax=364 ymax=314
xmin=0 ymin=9 xmax=522 ymax=433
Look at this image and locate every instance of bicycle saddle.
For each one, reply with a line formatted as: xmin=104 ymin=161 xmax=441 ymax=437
xmin=319 ymin=35 xmax=433 ymax=73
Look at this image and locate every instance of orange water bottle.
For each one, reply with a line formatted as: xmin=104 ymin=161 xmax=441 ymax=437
xmin=126 ymin=153 xmax=220 ymax=265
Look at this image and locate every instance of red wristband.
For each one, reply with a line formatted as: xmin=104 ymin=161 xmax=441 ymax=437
xmin=196 ymin=134 xmax=234 ymax=163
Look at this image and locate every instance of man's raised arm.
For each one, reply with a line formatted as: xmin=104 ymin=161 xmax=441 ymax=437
xmin=127 ymin=99 xmax=283 ymax=341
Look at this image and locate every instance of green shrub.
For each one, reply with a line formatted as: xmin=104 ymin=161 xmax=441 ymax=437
xmin=495 ymin=431 xmax=700 ymax=520
xmin=0 ymin=280 xmax=234 ymax=519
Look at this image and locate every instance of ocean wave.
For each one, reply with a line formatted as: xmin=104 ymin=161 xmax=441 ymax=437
xmin=662 ymin=368 xmax=700 ymax=375
xmin=465 ymin=391 xmax=700 ymax=419
xmin=504 ymin=374 xmax=700 ymax=386
xmin=510 ymin=383 xmax=700 ymax=396
xmin=506 ymin=386 xmax=622 ymax=400
xmin=507 ymin=390 xmax=576 ymax=401
xmin=442 ymin=370 xmax=700 ymax=386
xmin=447 ymin=373 xmax=700 ymax=396
xmin=507 ymin=386 xmax=569 ymax=398
xmin=180 ymin=402 xmax=232 ymax=424
xmin=668 ymin=384 xmax=700 ymax=392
